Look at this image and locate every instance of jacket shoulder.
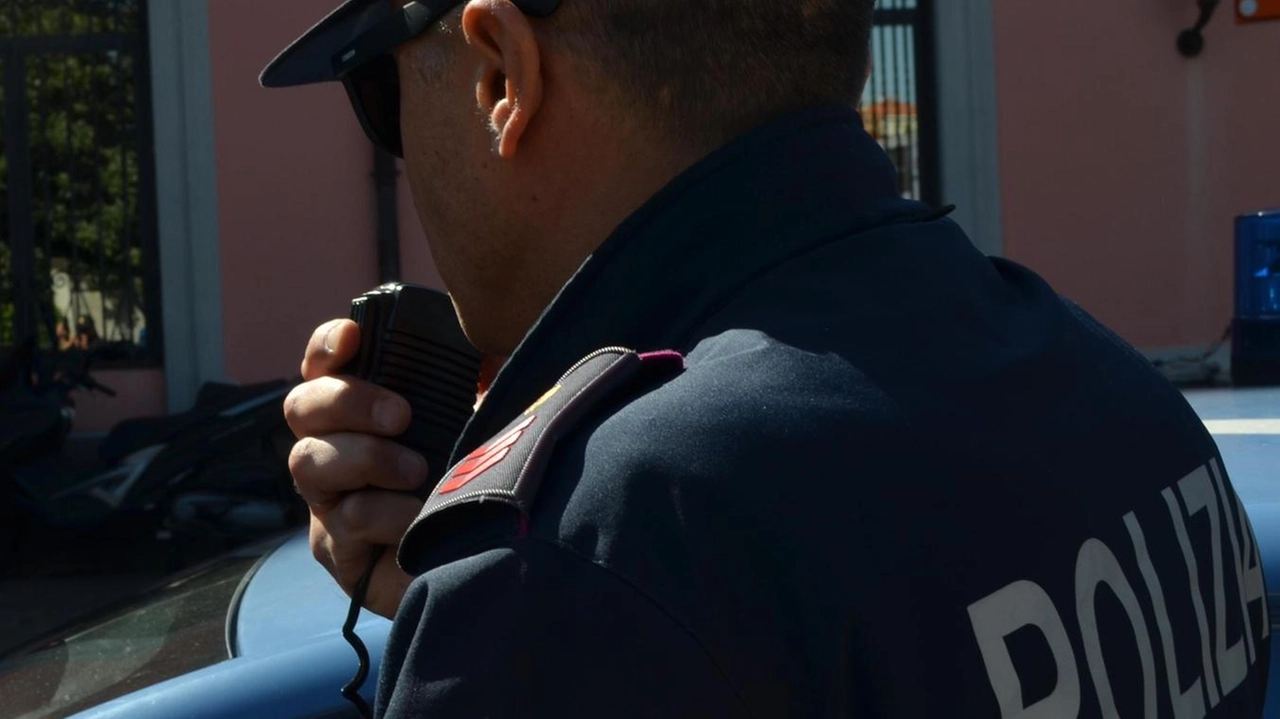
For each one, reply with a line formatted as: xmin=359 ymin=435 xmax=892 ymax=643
xmin=529 ymin=329 xmax=915 ymax=539
xmin=397 ymin=348 xmax=686 ymax=573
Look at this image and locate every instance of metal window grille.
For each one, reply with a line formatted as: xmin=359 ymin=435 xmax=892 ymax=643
xmin=861 ymin=0 xmax=940 ymax=206
xmin=1 ymin=0 xmax=161 ymax=365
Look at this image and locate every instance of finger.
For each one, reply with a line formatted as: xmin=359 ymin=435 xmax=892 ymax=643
xmin=310 ymin=492 xmax=422 ymax=618
xmin=290 ymin=435 xmax=429 ymax=511
xmin=310 ymin=515 xmax=337 ymax=577
xmin=365 ymin=551 xmax=415 ymax=619
xmin=301 ymin=320 xmax=362 ymax=382
xmin=313 ymin=523 xmax=413 ymax=619
xmin=322 ymin=489 xmax=426 ymax=548
xmin=283 ymin=376 xmax=411 ymax=439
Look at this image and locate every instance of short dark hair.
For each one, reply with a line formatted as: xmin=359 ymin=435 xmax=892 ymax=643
xmin=547 ymin=0 xmax=876 ymax=148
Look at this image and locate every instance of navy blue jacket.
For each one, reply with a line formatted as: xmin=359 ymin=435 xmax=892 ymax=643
xmin=376 ymin=107 xmax=1270 ymax=717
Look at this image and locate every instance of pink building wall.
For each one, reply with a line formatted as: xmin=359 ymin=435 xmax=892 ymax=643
xmin=210 ymin=1 xmax=380 ymax=385
xmin=210 ymin=1 xmax=444 ymax=387
xmin=71 ymin=369 xmax=167 ymax=431
xmin=75 ymin=1 xmax=439 ymax=431
xmin=993 ymin=2 xmax=1280 ymax=349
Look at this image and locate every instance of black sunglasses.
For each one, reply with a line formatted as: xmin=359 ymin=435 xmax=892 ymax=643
xmin=334 ymin=0 xmax=561 ymax=158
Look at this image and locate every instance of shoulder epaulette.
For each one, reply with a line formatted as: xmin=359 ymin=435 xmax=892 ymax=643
xmin=398 ymin=348 xmax=685 ymax=572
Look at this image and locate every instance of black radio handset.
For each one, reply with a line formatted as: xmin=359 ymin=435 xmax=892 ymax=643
xmin=338 ymin=283 xmax=483 ymax=719
xmin=344 ymin=283 xmax=483 ymax=485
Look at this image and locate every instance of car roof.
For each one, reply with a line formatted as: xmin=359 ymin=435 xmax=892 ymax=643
xmin=73 ymin=533 xmax=391 ymax=719
xmin=1183 ymin=386 xmax=1280 ymax=507
xmin=1183 ymin=386 xmax=1280 ymax=631
xmin=233 ymin=532 xmax=391 ymax=658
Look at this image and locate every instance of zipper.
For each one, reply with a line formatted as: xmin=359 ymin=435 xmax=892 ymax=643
xmin=555 ymin=346 xmax=634 ymax=385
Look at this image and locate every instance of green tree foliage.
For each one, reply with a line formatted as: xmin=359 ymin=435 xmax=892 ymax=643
xmin=1 ymin=1 xmax=150 ymax=351
xmin=0 ymin=1 xmax=141 ymax=38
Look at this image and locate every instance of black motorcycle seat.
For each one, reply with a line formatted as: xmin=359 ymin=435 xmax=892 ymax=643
xmin=99 ymin=379 xmax=290 ymax=464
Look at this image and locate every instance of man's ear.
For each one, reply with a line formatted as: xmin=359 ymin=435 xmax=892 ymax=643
xmin=462 ymin=0 xmax=543 ymax=159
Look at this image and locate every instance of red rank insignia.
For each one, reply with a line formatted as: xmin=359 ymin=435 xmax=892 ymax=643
xmin=438 ymin=415 xmax=537 ymax=494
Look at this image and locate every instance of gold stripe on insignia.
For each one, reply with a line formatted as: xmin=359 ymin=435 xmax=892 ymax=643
xmin=526 ymin=385 xmax=561 ymax=416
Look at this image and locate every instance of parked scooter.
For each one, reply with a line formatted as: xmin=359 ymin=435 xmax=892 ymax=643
xmin=0 ymin=338 xmax=117 ymax=468
xmin=0 ymin=340 xmax=304 ymax=573
xmin=0 ymin=339 xmax=121 ymax=573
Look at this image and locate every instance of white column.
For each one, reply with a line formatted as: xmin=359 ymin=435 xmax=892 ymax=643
xmin=148 ymin=0 xmax=226 ymax=411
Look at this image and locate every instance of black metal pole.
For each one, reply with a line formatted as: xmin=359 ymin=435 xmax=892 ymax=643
xmin=374 ymin=148 xmax=401 ymax=284
xmin=5 ymin=51 xmax=37 ymax=345
xmin=914 ymin=0 xmax=942 ymax=207
xmin=135 ymin=2 xmax=164 ymax=364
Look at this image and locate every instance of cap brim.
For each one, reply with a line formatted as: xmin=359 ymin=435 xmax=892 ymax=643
xmin=260 ymin=0 xmax=396 ymax=88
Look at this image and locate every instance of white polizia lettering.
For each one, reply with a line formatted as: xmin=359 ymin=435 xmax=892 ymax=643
xmin=1164 ymin=482 xmax=1223 ymax=707
xmin=968 ymin=461 xmax=1267 ymax=717
xmin=1209 ymin=458 xmax=1267 ymax=656
xmin=1179 ymin=465 xmax=1249 ymax=696
xmin=1075 ymin=538 xmax=1158 ymax=719
xmin=1124 ymin=511 xmax=1206 ymax=719
xmin=1232 ymin=493 xmax=1270 ymax=640
xmin=968 ymin=580 xmax=1081 ymax=719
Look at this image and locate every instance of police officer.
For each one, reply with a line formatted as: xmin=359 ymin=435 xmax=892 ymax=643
xmin=270 ymin=1 xmax=1270 ymax=716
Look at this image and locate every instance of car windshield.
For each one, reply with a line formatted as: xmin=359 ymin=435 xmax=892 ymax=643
xmin=0 ymin=555 xmax=261 ymax=719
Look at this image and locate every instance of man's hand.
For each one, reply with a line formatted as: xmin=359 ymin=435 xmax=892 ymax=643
xmin=285 ymin=320 xmax=429 ymax=619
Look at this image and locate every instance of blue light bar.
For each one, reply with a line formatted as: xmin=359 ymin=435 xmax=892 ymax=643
xmin=1236 ymin=210 xmax=1280 ymax=319
xmin=1232 ymin=210 xmax=1280 ymax=385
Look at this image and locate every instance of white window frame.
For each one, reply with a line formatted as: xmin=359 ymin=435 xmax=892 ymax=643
xmin=934 ymin=0 xmax=1005 ymax=257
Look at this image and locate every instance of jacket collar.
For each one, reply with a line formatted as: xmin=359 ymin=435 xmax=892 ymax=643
xmin=453 ymin=106 xmax=922 ymax=458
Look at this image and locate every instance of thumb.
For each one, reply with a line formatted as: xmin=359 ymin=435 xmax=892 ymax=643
xmin=301 ymin=320 xmax=362 ymax=381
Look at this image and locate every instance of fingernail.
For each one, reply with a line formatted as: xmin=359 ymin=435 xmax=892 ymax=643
xmin=399 ymin=450 xmax=428 ymax=485
xmin=322 ymin=322 xmax=339 ymax=354
xmin=374 ymin=396 xmax=405 ymax=432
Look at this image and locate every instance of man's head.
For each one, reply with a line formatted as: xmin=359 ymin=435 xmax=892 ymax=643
xmin=266 ymin=0 xmax=875 ymax=355
xmin=545 ymin=0 xmax=876 ymax=150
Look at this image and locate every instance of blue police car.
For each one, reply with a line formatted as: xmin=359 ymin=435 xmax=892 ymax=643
xmin=0 ymin=388 xmax=1277 ymax=718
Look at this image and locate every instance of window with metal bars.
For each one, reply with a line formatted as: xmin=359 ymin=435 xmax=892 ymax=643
xmin=0 ymin=0 xmax=161 ymax=366
xmin=860 ymin=0 xmax=940 ymax=206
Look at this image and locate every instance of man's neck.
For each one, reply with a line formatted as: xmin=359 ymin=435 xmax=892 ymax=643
xmin=550 ymin=135 xmax=699 ymax=276
xmin=456 ymin=106 xmax=906 ymax=457
xmin=489 ymin=125 xmax=707 ymax=354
